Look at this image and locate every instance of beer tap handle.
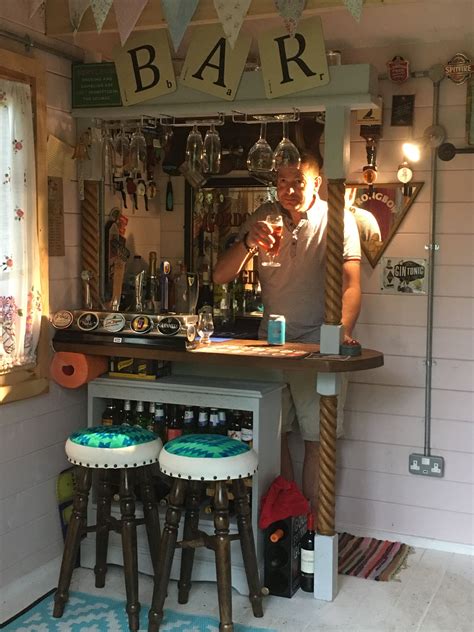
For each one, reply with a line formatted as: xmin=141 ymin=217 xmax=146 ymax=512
xmin=81 ymin=270 xmax=93 ymax=310
xmin=135 ymin=270 xmax=145 ymax=313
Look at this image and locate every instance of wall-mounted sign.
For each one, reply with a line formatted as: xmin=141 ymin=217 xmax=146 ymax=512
xmin=387 ymin=55 xmax=410 ymax=84
xmin=258 ymin=16 xmax=329 ymax=99
xmin=180 ymin=24 xmax=251 ymax=101
xmin=114 ymin=30 xmax=176 ymax=106
xmin=391 ymin=94 xmax=415 ymax=127
xmin=445 ymin=52 xmax=472 ymax=85
xmin=381 ymin=257 xmax=427 ymax=294
xmin=356 ymin=105 xmax=383 ymax=125
xmin=72 ymin=62 xmax=122 ymax=108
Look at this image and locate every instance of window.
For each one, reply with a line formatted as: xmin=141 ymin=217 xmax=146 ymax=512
xmin=0 ymin=49 xmax=49 ymax=404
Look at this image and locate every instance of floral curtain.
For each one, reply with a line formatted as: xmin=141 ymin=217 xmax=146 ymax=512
xmin=0 ymin=79 xmax=42 ymax=373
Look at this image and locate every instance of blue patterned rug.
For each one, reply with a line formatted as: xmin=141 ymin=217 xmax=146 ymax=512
xmin=3 ymin=590 xmax=276 ymax=631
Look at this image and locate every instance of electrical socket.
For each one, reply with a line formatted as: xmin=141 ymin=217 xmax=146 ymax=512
xmin=409 ymin=453 xmax=444 ymax=477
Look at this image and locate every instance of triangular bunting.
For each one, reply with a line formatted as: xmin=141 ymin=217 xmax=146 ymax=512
xmin=114 ymin=0 xmax=148 ymax=46
xmin=213 ymin=0 xmax=251 ymax=49
xmin=274 ymin=0 xmax=306 ymax=35
xmin=68 ymin=0 xmax=90 ymax=32
xmin=90 ymin=0 xmax=113 ymax=33
xmin=29 ymin=0 xmax=45 ymax=18
xmin=343 ymin=0 xmax=364 ymax=22
xmin=161 ymin=0 xmax=200 ymax=52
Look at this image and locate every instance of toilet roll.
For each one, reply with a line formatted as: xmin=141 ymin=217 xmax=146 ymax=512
xmin=50 ymin=352 xmax=108 ymax=388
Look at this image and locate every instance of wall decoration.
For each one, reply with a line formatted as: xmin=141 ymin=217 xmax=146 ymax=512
xmin=381 ymin=257 xmax=427 ymax=294
xmin=258 ymin=16 xmax=329 ymax=99
xmin=213 ymin=0 xmax=251 ymax=49
xmin=356 ymin=105 xmax=383 ymax=126
xmin=113 ymin=0 xmax=148 ymax=46
xmin=90 ymin=0 xmax=113 ymax=33
xmin=445 ymin=52 xmax=472 ymax=85
xmin=274 ymin=0 xmax=306 ymax=35
xmin=387 ymin=55 xmax=410 ymax=84
xmin=68 ymin=0 xmax=90 ymax=32
xmin=161 ymin=0 xmax=200 ymax=52
xmin=391 ymin=94 xmax=415 ymax=127
xmin=114 ymin=30 xmax=176 ymax=106
xmin=72 ymin=63 xmax=122 ymax=108
xmin=180 ymin=24 xmax=251 ymax=101
xmin=343 ymin=0 xmax=364 ymax=22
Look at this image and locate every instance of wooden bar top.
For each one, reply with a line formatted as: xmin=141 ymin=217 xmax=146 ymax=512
xmin=53 ymin=338 xmax=383 ymax=373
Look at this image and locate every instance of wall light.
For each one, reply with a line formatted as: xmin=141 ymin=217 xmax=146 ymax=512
xmin=402 ymin=124 xmax=446 ymax=163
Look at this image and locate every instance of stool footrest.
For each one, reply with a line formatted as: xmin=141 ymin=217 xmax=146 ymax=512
xmin=177 ymin=531 xmax=241 ymax=551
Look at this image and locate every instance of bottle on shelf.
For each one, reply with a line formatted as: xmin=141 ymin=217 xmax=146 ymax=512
xmin=145 ymin=251 xmax=159 ymax=313
xmin=147 ymin=402 xmax=156 ymax=432
xmin=208 ymin=408 xmax=220 ymax=434
xmin=217 ymin=409 xmax=228 ymax=435
xmin=122 ymin=399 xmax=134 ymax=425
xmin=241 ymin=412 xmax=254 ymax=448
xmin=166 ymin=405 xmax=183 ymax=442
xmin=154 ymin=402 xmax=166 ymax=441
xmin=300 ymin=513 xmax=315 ymax=592
xmin=101 ymin=399 xmax=117 ymax=426
xmin=183 ymin=406 xmax=196 ymax=434
xmin=197 ymin=270 xmax=213 ymax=312
xmin=134 ymin=400 xmax=148 ymax=429
xmin=227 ymin=410 xmax=242 ymax=441
xmin=197 ymin=408 xmax=209 ymax=433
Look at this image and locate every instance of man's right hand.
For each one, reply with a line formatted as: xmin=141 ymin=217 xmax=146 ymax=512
xmin=246 ymin=220 xmax=275 ymax=252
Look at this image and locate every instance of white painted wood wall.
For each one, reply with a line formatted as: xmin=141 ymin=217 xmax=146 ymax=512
xmin=0 ymin=8 xmax=88 ymax=601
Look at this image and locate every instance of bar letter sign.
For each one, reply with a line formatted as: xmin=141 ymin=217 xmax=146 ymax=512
xmin=114 ymin=30 xmax=176 ymax=106
xmin=180 ymin=24 xmax=251 ymax=101
xmin=258 ymin=16 xmax=329 ymax=99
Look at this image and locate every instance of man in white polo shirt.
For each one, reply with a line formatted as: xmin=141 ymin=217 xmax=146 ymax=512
xmin=213 ymin=151 xmax=361 ymax=518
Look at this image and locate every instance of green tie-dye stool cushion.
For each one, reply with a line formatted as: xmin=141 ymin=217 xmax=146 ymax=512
xmin=66 ymin=425 xmax=162 ymax=469
xmin=159 ymin=434 xmax=258 ymax=481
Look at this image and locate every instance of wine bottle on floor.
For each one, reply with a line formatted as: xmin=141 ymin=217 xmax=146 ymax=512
xmin=300 ymin=513 xmax=315 ymax=592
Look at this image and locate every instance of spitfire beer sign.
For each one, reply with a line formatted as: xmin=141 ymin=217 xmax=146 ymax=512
xmin=445 ymin=53 xmax=472 ymax=85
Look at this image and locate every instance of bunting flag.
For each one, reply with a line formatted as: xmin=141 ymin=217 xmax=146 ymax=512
xmin=68 ymin=0 xmax=90 ymax=32
xmin=343 ymin=0 xmax=364 ymax=22
xmin=90 ymin=0 xmax=113 ymax=33
xmin=29 ymin=0 xmax=45 ymax=18
xmin=114 ymin=0 xmax=148 ymax=46
xmin=213 ymin=0 xmax=251 ymax=49
xmin=161 ymin=0 xmax=199 ymax=52
xmin=274 ymin=0 xmax=306 ymax=35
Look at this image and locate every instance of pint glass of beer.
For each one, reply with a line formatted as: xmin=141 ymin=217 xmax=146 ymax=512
xmin=261 ymin=212 xmax=283 ymax=267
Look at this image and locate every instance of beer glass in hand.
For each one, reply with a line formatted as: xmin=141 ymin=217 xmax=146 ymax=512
xmin=261 ymin=213 xmax=283 ymax=267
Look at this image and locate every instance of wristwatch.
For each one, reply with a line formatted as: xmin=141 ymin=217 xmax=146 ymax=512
xmin=243 ymin=232 xmax=258 ymax=255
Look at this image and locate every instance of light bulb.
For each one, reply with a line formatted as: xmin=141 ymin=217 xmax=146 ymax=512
xmin=402 ymin=142 xmax=421 ymax=163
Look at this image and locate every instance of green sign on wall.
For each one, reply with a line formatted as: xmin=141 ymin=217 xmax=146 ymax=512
xmin=72 ymin=63 xmax=122 ymax=108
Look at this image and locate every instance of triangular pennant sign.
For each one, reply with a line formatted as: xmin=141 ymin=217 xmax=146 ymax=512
xmin=343 ymin=0 xmax=364 ymax=22
xmin=161 ymin=0 xmax=200 ymax=52
xmin=274 ymin=0 xmax=306 ymax=35
xmin=68 ymin=0 xmax=90 ymax=32
xmin=29 ymin=0 xmax=45 ymax=18
xmin=213 ymin=0 xmax=251 ymax=49
xmin=90 ymin=0 xmax=113 ymax=33
xmin=114 ymin=0 xmax=148 ymax=46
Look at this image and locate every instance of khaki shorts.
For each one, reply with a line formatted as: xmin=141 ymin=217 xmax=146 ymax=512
xmin=281 ymin=370 xmax=348 ymax=442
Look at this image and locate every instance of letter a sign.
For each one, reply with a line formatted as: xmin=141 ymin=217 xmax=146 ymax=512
xmin=258 ymin=16 xmax=329 ymax=99
xmin=114 ymin=30 xmax=176 ymax=106
xmin=181 ymin=24 xmax=251 ymax=101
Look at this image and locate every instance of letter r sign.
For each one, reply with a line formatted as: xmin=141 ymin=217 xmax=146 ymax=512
xmin=114 ymin=30 xmax=176 ymax=105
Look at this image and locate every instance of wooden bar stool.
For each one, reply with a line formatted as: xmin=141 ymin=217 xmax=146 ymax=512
xmin=53 ymin=425 xmax=162 ymax=632
xmin=148 ymin=434 xmax=264 ymax=632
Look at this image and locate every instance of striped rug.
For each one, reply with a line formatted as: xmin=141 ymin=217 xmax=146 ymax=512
xmin=338 ymin=532 xmax=414 ymax=581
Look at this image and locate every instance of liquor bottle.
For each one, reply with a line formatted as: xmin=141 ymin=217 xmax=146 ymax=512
xmin=166 ymin=405 xmax=183 ymax=442
xmin=122 ymin=399 xmax=134 ymax=425
xmin=208 ymin=408 xmax=220 ymax=434
xmin=300 ymin=513 xmax=315 ymax=592
xmin=134 ymin=400 xmax=148 ymax=429
xmin=227 ymin=410 xmax=242 ymax=441
xmin=101 ymin=399 xmax=116 ymax=426
xmin=154 ymin=403 xmax=166 ymax=442
xmin=197 ymin=408 xmax=209 ymax=433
xmin=217 ymin=409 xmax=227 ymax=435
xmin=183 ymin=406 xmax=196 ymax=434
xmin=241 ymin=412 xmax=253 ymax=448
xmin=147 ymin=402 xmax=156 ymax=432
xmin=145 ymin=251 xmax=159 ymax=313
xmin=197 ymin=270 xmax=213 ymax=312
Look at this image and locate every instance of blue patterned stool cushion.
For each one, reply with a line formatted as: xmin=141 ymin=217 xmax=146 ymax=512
xmin=66 ymin=425 xmax=162 ymax=469
xmin=159 ymin=434 xmax=258 ymax=481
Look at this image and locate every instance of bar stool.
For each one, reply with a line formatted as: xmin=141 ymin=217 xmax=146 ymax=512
xmin=53 ymin=424 xmax=162 ymax=632
xmin=148 ymin=434 xmax=264 ymax=632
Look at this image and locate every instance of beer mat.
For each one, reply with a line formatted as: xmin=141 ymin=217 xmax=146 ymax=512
xmin=304 ymin=352 xmax=352 ymax=360
xmin=190 ymin=343 xmax=309 ymax=358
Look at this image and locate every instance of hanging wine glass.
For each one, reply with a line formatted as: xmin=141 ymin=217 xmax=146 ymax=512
xmin=246 ymin=121 xmax=273 ymax=176
xmin=185 ymin=124 xmax=204 ymax=172
xmin=114 ymin=121 xmax=130 ymax=177
xmin=129 ymin=124 xmax=147 ymax=178
xmin=272 ymin=119 xmax=301 ymax=171
xmin=102 ymin=126 xmax=115 ymax=188
xmin=203 ymin=124 xmax=221 ymax=174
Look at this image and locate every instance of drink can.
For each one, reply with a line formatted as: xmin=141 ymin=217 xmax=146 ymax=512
xmin=267 ymin=314 xmax=285 ymax=345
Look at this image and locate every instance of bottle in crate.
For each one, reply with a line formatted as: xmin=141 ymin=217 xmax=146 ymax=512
xmin=208 ymin=408 xmax=220 ymax=434
xmin=134 ymin=401 xmax=148 ymax=429
xmin=183 ymin=406 xmax=196 ymax=434
xmin=101 ymin=399 xmax=116 ymax=426
xmin=122 ymin=399 xmax=134 ymax=425
xmin=217 ymin=409 xmax=227 ymax=435
xmin=147 ymin=402 xmax=156 ymax=432
xmin=154 ymin=403 xmax=166 ymax=442
xmin=197 ymin=408 xmax=209 ymax=433
xmin=166 ymin=405 xmax=183 ymax=442
xmin=241 ymin=412 xmax=253 ymax=447
xmin=227 ymin=410 xmax=242 ymax=441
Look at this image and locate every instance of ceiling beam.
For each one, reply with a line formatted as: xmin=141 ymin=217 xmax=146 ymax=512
xmin=46 ymin=0 xmax=418 ymax=36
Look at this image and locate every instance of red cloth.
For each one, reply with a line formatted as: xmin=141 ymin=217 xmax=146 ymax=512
xmin=259 ymin=475 xmax=310 ymax=529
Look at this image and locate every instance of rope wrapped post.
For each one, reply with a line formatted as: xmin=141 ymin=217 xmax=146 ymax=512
xmin=317 ymin=178 xmax=346 ymax=537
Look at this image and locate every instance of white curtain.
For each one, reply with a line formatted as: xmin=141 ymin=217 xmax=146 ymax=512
xmin=0 ymin=78 xmax=42 ymax=372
